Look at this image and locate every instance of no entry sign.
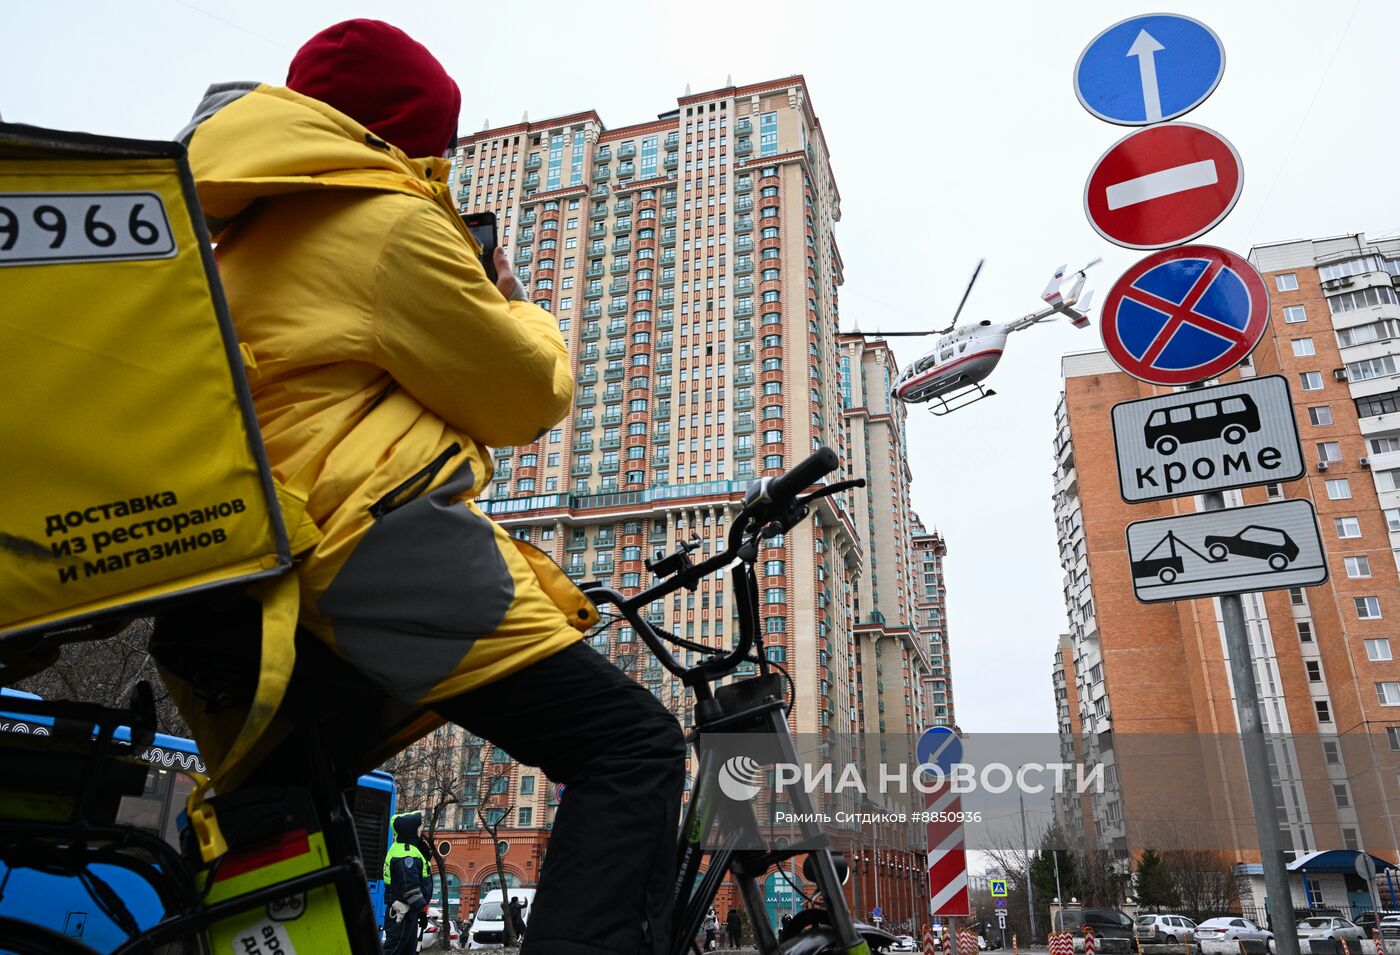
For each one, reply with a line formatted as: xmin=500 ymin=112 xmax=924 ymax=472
xmin=1100 ymin=245 xmax=1270 ymax=386
xmin=1084 ymin=123 xmax=1243 ymax=250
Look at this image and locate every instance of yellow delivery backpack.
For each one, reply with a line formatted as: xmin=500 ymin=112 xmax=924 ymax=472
xmin=0 ymin=123 xmax=291 ymax=642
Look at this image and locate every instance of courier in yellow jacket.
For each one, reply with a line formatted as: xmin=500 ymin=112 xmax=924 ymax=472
xmin=183 ymin=21 xmax=685 ymax=954
xmin=184 ymin=58 xmax=596 ymax=705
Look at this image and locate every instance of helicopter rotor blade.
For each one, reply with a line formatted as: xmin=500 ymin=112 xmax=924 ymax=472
xmin=937 ymin=257 xmax=986 ymax=335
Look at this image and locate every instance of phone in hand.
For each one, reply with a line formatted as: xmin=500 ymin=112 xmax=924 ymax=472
xmin=461 ymin=211 xmax=499 ymax=284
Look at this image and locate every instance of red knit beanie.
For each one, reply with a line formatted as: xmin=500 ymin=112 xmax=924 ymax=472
xmin=287 ymin=19 xmax=461 ymax=158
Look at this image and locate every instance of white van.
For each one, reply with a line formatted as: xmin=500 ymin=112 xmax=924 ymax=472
xmin=467 ymin=888 xmax=537 ymax=949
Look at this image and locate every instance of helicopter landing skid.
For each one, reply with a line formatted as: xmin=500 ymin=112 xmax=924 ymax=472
xmin=927 ymin=382 xmax=996 ymax=416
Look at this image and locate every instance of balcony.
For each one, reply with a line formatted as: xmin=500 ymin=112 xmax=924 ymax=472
xmin=735 ymin=347 xmax=754 ymax=363
xmin=593 ymin=167 xmax=610 ymax=182
xmin=735 ymin=370 xmax=755 ymax=386
xmin=577 ymin=368 xmax=599 ymax=384
xmin=592 ymin=184 xmax=609 ymax=198
xmin=575 ymin=391 xmax=597 ymax=407
xmin=735 ymin=197 xmax=754 ymax=213
xmin=575 ymin=414 xmax=595 ymax=430
xmin=599 ymin=460 xmax=620 ymax=475
xmin=604 ymin=366 xmax=626 ymax=382
xmin=565 ymin=536 xmax=587 ymax=551
xmin=735 ymin=258 xmax=754 ymax=275
xmin=514 ymin=249 xmax=532 ymax=265
xmin=582 ymin=324 xmax=601 ymax=341
xmin=736 ymin=138 xmax=753 ymax=156
xmin=605 ymin=341 xmax=626 ymax=358
xmin=520 ymin=210 xmax=537 ymax=226
xmin=590 ymin=205 xmax=608 ymax=221
xmin=584 ymin=285 xmax=603 ymax=301
xmin=609 ymin=278 xmax=629 ymax=294
xmin=660 ymin=249 xmax=676 ymax=265
xmin=614 ymin=199 xmax=633 ymax=215
xmin=662 ymin=191 xmax=677 ymax=208
xmin=734 ymin=416 xmax=755 ymax=435
xmin=518 ymin=228 xmax=536 ymax=244
xmin=607 ymin=320 xmax=627 ymax=335
xmin=653 ymin=403 xmax=671 ymax=420
xmin=658 ymin=291 xmax=674 ymax=307
xmin=663 ymin=153 xmax=678 ymax=170
xmin=659 ymin=271 xmax=675 ymax=288
xmin=585 ymin=263 xmax=605 ymax=279
xmin=657 ymin=313 xmax=674 ymax=331
xmin=734 ymin=303 xmax=755 ymax=318
xmin=655 ymin=380 xmax=672 ymax=397
xmin=592 ymin=560 xmax=615 ymax=574
xmin=594 ymin=147 xmax=612 ymax=163
xmin=573 ymin=437 xmax=594 ymax=452
xmin=664 ymin=132 xmax=679 ymax=149
xmin=588 ymin=242 xmax=606 ymax=258
xmin=600 ymin=436 xmax=622 ymax=450
xmin=613 ymin=220 xmax=632 ymax=235
xmin=571 ymin=462 xmax=593 ymax=476
xmin=617 ymin=162 xmax=635 ymax=177
xmin=618 ymin=143 xmax=636 ymax=160
xmin=735 ymin=278 xmax=754 ymax=295
xmin=493 ymin=465 xmax=511 ymax=480
xmin=661 ymin=210 xmax=677 ymax=226
xmin=661 ymin=229 xmax=676 ymax=247
xmin=566 ymin=564 xmax=587 ymax=580
xmin=736 ymin=176 xmax=753 ymax=193
xmin=608 ymin=301 xmax=628 ymax=317
xmin=588 ymin=223 xmax=607 ymax=239
xmin=736 ymin=118 xmax=752 ymax=136
xmin=735 ymin=237 xmax=754 ymax=254
xmin=524 ymin=173 xmax=540 ymax=188
xmin=735 ymin=395 xmax=755 ymax=410
xmin=582 ymin=305 xmax=602 ymax=320
xmin=734 ymin=445 xmax=754 ymax=459
xmin=525 ymin=154 xmax=542 ymax=170
xmin=651 ymin=454 xmax=670 ymax=468
xmin=601 ymin=412 xmax=623 ymax=426
xmin=611 ymin=259 xmax=631 ymax=275
xmin=735 ymin=322 xmax=754 ymax=340
xmin=613 ymin=238 xmax=632 ymax=255
xmin=735 ymin=217 xmax=754 ymax=233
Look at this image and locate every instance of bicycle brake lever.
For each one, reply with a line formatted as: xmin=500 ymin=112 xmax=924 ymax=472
xmin=797 ymin=478 xmax=865 ymax=506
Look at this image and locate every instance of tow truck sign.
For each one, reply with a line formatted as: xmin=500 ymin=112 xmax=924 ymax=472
xmin=1111 ymin=376 xmax=1304 ymax=503
xmin=1126 ymin=499 xmax=1327 ymax=603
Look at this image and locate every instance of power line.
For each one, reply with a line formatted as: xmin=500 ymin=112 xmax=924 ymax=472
xmin=170 ymin=0 xmax=290 ymax=51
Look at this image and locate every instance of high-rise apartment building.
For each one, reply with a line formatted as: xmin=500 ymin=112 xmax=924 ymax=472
xmin=1049 ymin=234 xmax=1400 ymax=902
xmin=390 ymin=78 xmax=946 ymax=927
xmin=912 ymin=517 xmax=953 ymax=728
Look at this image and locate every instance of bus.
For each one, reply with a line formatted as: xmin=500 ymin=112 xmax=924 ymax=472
xmin=0 ymin=688 xmax=396 ymax=952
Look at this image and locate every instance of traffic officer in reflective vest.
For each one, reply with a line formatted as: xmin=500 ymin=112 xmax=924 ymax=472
xmin=384 ymin=811 xmax=434 ymax=954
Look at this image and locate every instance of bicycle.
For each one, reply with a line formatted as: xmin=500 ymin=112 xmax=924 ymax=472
xmin=580 ymin=445 xmax=885 ymax=955
xmin=0 ymin=446 xmax=881 ymax=955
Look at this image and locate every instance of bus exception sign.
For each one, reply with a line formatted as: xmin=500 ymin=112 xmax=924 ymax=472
xmin=1109 ymin=376 xmax=1305 ymax=503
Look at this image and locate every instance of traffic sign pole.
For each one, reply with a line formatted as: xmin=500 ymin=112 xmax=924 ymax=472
xmin=1194 ymin=385 xmax=1299 ymax=955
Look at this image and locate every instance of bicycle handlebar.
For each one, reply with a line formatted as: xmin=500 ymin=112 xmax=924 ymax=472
xmin=581 ymin=447 xmax=846 ymax=683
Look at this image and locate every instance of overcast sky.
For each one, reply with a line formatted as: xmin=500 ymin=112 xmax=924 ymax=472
xmin=8 ymin=0 xmax=1393 ymax=733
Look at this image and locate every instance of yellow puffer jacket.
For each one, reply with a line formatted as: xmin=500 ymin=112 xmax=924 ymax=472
xmin=188 ymin=85 xmax=596 ymax=705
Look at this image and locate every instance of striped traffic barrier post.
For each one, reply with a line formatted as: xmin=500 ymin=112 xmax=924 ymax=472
xmin=1085 ymin=926 xmax=1097 ymax=955
xmin=1013 ymin=934 xmax=1019 ymax=955
xmin=1339 ymin=936 xmax=1351 ymax=955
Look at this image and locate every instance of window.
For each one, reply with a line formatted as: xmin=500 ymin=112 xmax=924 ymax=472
xmin=1367 ymin=638 xmax=1393 ymax=661
xmin=1297 ymin=621 xmax=1313 ymax=642
xmin=1381 ymin=683 xmax=1400 ymax=706
xmin=1276 ymin=273 xmax=1299 ymax=291
xmin=1292 ymin=338 xmax=1316 ymax=357
xmin=520 ymin=775 xmax=535 ymax=795
xmin=1284 ymin=305 xmax=1308 ymax=324
xmin=1345 ymin=555 xmax=1372 ymax=578
xmin=759 ymin=111 xmax=778 ymax=156
xmin=1306 ymin=660 xmax=1323 ymax=682
xmin=1333 ymin=783 xmax=1351 ymax=808
xmin=1356 ymin=596 xmax=1382 ymax=619
xmin=1388 ymin=727 xmax=1400 ymax=751
xmin=1315 ymin=700 xmax=1332 ymax=723
xmin=1300 ymin=371 xmax=1324 ymax=391
xmin=1388 ymin=508 xmax=1400 ymax=533
xmin=1336 ymin=516 xmax=1362 ymax=538
xmin=1308 ymin=406 xmax=1333 ymax=426
xmin=518 ymin=807 xmax=533 ymax=826
xmin=1325 ymin=478 xmax=1351 ymax=500
xmin=1346 ymin=355 xmax=1398 ymax=382
xmin=763 ymin=560 xmax=785 ymax=576
xmin=1358 ymin=391 xmax=1400 ymax=418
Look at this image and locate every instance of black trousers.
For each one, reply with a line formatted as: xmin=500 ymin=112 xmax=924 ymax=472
xmin=433 ymin=640 xmax=686 ymax=955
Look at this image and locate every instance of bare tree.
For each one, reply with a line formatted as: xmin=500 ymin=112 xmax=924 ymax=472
xmin=1162 ymin=850 xmax=1238 ymax=920
xmin=15 ymin=619 xmax=188 ymax=735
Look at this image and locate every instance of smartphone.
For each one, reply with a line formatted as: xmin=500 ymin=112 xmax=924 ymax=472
xmin=461 ymin=211 xmax=499 ymax=284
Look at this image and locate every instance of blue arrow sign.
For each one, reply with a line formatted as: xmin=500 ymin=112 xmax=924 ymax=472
xmin=1075 ymin=14 xmax=1225 ymax=126
xmin=917 ymin=726 xmax=963 ymax=775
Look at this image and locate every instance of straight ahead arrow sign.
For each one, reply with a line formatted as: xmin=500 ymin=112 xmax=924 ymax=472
xmin=1127 ymin=29 xmax=1165 ymax=123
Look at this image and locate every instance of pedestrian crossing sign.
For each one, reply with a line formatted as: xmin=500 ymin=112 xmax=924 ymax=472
xmin=990 ymin=879 xmax=1008 ymax=898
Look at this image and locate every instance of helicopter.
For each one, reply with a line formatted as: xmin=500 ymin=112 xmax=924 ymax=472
xmin=867 ymin=257 xmax=1101 ymax=416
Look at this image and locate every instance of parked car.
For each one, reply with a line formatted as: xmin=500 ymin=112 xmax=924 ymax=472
xmin=1135 ymin=915 xmax=1198 ymax=944
xmin=1058 ymin=908 xmax=1138 ymax=941
xmin=1192 ymin=917 xmax=1273 ymax=948
xmin=891 ymin=935 xmax=919 ymax=952
xmin=419 ymin=907 xmax=463 ymax=951
xmin=1296 ymin=917 xmax=1365 ymax=943
xmin=468 ymin=889 xmax=537 ymax=949
xmin=1377 ymin=915 xmax=1400 ymax=939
